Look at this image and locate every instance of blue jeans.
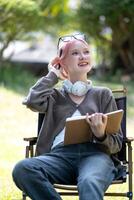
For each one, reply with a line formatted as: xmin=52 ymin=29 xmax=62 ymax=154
xmin=12 ymin=142 xmax=117 ymax=200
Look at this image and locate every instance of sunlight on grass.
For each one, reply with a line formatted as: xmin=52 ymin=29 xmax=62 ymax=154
xmin=0 ymin=80 xmax=134 ymax=199
xmin=0 ymin=86 xmax=37 ymax=200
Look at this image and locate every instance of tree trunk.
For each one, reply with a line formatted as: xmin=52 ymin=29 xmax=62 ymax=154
xmin=111 ymin=31 xmax=134 ymax=76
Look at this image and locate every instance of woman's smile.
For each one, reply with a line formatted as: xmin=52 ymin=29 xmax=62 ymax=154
xmin=78 ymin=61 xmax=89 ymax=67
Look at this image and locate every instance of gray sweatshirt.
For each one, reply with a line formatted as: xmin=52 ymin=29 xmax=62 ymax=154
xmin=23 ymin=72 xmax=123 ymax=157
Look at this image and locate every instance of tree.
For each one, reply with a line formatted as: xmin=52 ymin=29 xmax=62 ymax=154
xmin=0 ymin=0 xmax=70 ymax=65
xmin=0 ymin=0 xmax=41 ymax=63
xmin=77 ymin=0 xmax=134 ymax=75
xmin=39 ymin=0 xmax=71 ymax=35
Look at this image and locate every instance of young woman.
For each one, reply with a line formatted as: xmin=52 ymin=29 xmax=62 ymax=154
xmin=12 ymin=33 xmax=123 ymax=200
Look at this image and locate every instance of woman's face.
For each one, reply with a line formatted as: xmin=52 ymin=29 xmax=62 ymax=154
xmin=61 ymin=40 xmax=92 ymax=77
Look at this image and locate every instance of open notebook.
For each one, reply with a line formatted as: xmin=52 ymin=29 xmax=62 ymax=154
xmin=64 ymin=109 xmax=124 ymax=145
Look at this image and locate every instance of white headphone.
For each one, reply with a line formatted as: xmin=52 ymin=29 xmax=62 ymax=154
xmin=63 ymin=79 xmax=92 ymax=96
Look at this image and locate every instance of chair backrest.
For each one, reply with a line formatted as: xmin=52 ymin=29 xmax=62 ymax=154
xmin=37 ymin=89 xmax=127 ymax=162
xmin=38 ymin=113 xmax=45 ymax=135
xmin=115 ymin=96 xmax=127 ymax=162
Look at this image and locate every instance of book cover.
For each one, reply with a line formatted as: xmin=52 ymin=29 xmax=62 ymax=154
xmin=64 ymin=109 xmax=124 ymax=145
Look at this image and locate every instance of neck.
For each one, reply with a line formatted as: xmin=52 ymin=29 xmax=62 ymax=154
xmin=68 ymin=74 xmax=88 ymax=83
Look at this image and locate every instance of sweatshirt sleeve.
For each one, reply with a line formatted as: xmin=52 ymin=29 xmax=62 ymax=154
xmin=94 ymin=88 xmax=123 ymax=154
xmin=22 ymin=71 xmax=58 ymax=113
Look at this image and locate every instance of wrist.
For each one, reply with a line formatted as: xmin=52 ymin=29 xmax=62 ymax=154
xmin=50 ymin=68 xmax=60 ymax=77
xmin=48 ymin=63 xmax=60 ymax=78
xmin=94 ymin=133 xmax=107 ymax=141
xmin=46 ymin=70 xmax=59 ymax=85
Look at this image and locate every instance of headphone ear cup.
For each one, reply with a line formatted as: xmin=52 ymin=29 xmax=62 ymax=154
xmin=63 ymin=80 xmax=92 ymax=96
xmin=70 ymin=81 xmax=91 ymax=96
xmin=71 ymin=82 xmax=80 ymax=95
xmin=63 ymin=80 xmax=73 ymax=93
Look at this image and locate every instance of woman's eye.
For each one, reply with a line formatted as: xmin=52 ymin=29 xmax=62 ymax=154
xmin=72 ymin=51 xmax=78 ymax=55
xmin=84 ymin=50 xmax=90 ymax=54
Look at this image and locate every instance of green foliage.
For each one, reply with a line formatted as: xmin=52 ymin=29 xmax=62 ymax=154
xmin=77 ymin=0 xmax=134 ymax=74
xmin=0 ymin=0 xmax=41 ymax=38
xmin=0 ymin=0 xmax=72 ymax=60
xmin=39 ymin=0 xmax=73 ymax=35
xmin=0 ymin=63 xmax=37 ymax=94
xmin=77 ymin=0 xmax=134 ymax=39
xmin=0 ymin=0 xmax=41 ymax=62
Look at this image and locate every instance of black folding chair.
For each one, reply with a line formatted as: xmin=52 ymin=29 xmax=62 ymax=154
xmin=23 ymin=88 xmax=134 ymax=200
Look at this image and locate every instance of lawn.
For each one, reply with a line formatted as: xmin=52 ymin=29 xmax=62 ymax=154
xmin=0 ymin=69 xmax=134 ymax=200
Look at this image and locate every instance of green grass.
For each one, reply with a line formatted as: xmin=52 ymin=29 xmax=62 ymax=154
xmin=0 ymin=66 xmax=134 ymax=200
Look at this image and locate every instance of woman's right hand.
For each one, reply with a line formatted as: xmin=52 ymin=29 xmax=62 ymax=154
xmin=48 ymin=63 xmax=61 ymax=78
xmin=48 ymin=57 xmax=67 ymax=80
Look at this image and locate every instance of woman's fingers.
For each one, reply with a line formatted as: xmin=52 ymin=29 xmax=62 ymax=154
xmin=86 ymin=113 xmax=108 ymax=138
xmin=86 ymin=113 xmax=107 ymax=125
xmin=86 ymin=113 xmax=91 ymax=124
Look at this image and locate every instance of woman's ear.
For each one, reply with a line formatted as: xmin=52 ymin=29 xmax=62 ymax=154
xmin=60 ymin=67 xmax=68 ymax=79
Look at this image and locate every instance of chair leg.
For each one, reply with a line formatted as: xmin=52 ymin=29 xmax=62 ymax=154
xmin=22 ymin=192 xmax=27 ymax=200
xmin=127 ymin=192 xmax=133 ymax=200
xmin=127 ymin=142 xmax=133 ymax=200
xmin=22 ymin=144 xmax=32 ymax=199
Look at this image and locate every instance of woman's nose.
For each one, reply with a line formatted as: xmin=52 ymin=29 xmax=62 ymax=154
xmin=79 ymin=53 xmax=85 ymax=60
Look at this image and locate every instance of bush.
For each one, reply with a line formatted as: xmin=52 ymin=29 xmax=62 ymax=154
xmin=0 ymin=62 xmax=37 ymax=94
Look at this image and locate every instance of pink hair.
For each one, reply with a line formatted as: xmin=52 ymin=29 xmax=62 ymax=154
xmin=52 ymin=38 xmax=89 ymax=79
xmin=59 ymin=39 xmax=89 ymax=60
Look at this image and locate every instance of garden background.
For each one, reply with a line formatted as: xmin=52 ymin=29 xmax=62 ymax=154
xmin=0 ymin=0 xmax=134 ymax=199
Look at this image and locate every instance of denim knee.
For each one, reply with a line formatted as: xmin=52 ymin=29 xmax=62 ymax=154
xmin=78 ymin=176 xmax=104 ymax=200
xmin=12 ymin=159 xmax=32 ymax=188
xmin=79 ymin=176 xmax=101 ymax=190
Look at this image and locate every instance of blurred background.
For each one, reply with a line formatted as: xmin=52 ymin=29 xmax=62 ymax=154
xmin=0 ymin=0 xmax=134 ymax=199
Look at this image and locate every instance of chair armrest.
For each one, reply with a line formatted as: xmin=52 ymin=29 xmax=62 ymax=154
xmin=125 ymin=137 xmax=134 ymax=143
xmin=24 ymin=137 xmax=38 ymax=158
xmin=24 ymin=137 xmax=37 ymax=142
xmin=23 ymin=137 xmax=37 ymax=146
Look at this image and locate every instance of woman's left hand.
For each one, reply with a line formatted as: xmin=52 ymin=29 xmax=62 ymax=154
xmin=86 ymin=113 xmax=107 ymax=139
